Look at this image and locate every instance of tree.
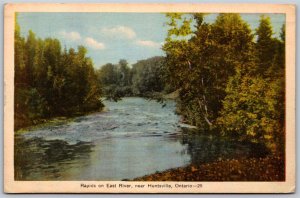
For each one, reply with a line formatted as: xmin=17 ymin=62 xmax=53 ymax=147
xmin=98 ymin=63 xmax=118 ymax=86
xmin=14 ymin=19 xmax=104 ymax=129
xmin=163 ymin=13 xmax=254 ymax=129
xmin=163 ymin=13 xmax=285 ymax=154
xmin=118 ymin=59 xmax=131 ymax=86
xmin=217 ymin=15 xmax=285 ymax=154
xmin=97 ymin=59 xmax=132 ymax=101
xmin=131 ymin=56 xmax=166 ymax=96
xmin=255 ymin=15 xmax=277 ymax=75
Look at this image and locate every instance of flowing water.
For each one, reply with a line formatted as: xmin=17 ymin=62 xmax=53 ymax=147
xmin=15 ymin=97 xmax=267 ymax=181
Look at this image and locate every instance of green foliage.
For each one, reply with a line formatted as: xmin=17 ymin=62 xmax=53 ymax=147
xmin=217 ymin=18 xmax=285 ymax=153
xmin=163 ymin=13 xmax=254 ymax=129
xmin=97 ymin=56 xmax=167 ymax=100
xmin=15 ymin=12 xmax=285 ymax=156
xmin=97 ymin=60 xmax=132 ymax=101
xmin=131 ymin=56 xmax=166 ymax=96
xmin=163 ymin=13 xmax=285 ymax=154
xmin=255 ymin=16 xmax=278 ymax=74
xmin=14 ymin=19 xmax=103 ymax=129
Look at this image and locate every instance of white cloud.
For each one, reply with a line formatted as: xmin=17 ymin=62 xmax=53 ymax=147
xmin=135 ymin=40 xmax=161 ymax=48
xmin=101 ymin=26 xmax=136 ymax=39
xmin=85 ymin=37 xmax=105 ymax=50
xmin=59 ymin=31 xmax=81 ymax=41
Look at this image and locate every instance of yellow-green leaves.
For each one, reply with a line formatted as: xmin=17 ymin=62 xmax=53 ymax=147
xmin=163 ymin=13 xmax=285 ymax=154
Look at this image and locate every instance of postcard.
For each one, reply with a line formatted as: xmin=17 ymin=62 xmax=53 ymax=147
xmin=4 ymin=3 xmax=295 ymax=193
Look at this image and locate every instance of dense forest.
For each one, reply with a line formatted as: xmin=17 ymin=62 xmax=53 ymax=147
xmin=162 ymin=13 xmax=285 ymax=154
xmin=14 ymin=18 xmax=169 ymax=129
xmin=97 ymin=56 xmax=169 ymax=101
xmin=15 ymin=13 xmax=285 ymax=157
xmin=14 ymin=19 xmax=103 ymax=129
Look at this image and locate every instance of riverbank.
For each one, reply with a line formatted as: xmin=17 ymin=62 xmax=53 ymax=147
xmin=14 ymin=98 xmax=189 ymax=180
xmin=133 ymin=155 xmax=284 ymax=181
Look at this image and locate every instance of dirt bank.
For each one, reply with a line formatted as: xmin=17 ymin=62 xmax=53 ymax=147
xmin=133 ymin=155 xmax=284 ymax=181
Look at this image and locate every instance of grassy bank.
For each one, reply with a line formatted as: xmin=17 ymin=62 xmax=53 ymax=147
xmin=133 ymin=155 xmax=284 ymax=181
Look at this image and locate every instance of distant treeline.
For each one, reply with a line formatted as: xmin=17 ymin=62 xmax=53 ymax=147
xmin=97 ymin=56 xmax=171 ymax=101
xmin=14 ymin=20 xmax=103 ymax=129
xmin=14 ymin=16 xmax=169 ymax=129
xmin=15 ymin=13 xmax=286 ymax=155
xmin=163 ymin=14 xmax=285 ymax=154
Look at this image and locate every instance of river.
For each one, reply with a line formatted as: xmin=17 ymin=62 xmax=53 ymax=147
xmin=15 ymin=97 xmax=268 ymax=181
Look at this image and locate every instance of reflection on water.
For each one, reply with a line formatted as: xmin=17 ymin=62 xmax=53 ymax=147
xmin=15 ymin=98 xmax=190 ymax=180
xmin=179 ymin=129 xmax=269 ymax=165
xmin=15 ymin=97 xmax=268 ymax=181
xmin=15 ymin=136 xmax=94 ymax=180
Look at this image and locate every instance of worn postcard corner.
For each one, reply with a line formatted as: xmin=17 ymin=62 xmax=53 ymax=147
xmin=4 ymin=3 xmax=296 ymax=194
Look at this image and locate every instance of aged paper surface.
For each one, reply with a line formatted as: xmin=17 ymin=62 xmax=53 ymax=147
xmin=4 ymin=3 xmax=295 ymax=193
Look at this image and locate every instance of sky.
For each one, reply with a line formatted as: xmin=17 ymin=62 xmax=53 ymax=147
xmin=17 ymin=13 xmax=285 ymax=68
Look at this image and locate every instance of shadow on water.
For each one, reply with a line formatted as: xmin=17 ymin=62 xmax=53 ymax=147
xmin=179 ymin=128 xmax=270 ymax=165
xmin=14 ymin=98 xmax=272 ymax=180
xmin=14 ymin=135 xmax=94 ymax=180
